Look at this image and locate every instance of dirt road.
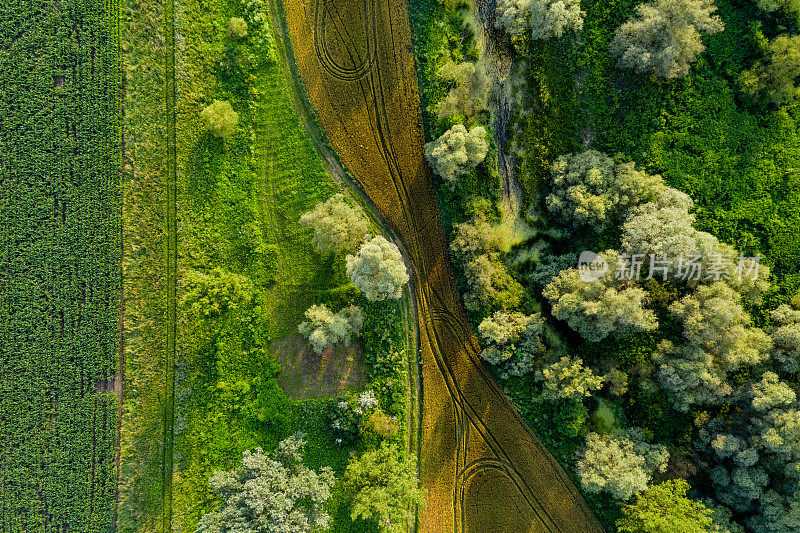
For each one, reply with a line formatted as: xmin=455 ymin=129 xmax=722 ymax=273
xmin=279 ymin=0 xmax=603 ymax=531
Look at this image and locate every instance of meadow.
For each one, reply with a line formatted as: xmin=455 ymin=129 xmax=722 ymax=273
xmin=119 ymin=0 xmax=411 ymax=531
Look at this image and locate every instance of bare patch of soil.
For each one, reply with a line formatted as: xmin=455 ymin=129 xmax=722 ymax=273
xmin=271 ymin=334 xmax=369 ymax=399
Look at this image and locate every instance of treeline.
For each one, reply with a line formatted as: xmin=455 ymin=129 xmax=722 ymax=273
xmin=413 ymin=0 xmax=800 ymax=531
xmin=0 ymin=0 xmax=122 ymax=531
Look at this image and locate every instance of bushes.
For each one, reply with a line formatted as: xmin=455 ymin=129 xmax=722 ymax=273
xmin=200 ymin=100 xmax=239 ymax=138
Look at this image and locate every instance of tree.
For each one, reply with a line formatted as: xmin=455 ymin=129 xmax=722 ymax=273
xmin=543 ymin=251 xmax=659 ymax=342
xmin=748 ymin=490 xmax=800 ymax=533
xmin=195 ymin=436 xmax=335 ymax=533
xmin=770 ymin=304 xmax=800 ymax=373
xmin=346 ymin=236 xmax=409 ymax=301
xmin=478 ymin=311 xmax=545 ymax=377
xmin=228 ymin=17 xmax=248 ymax=39
xmin=344 ymin=442 xmax=425 ymax=533
xmin=434 ymin=62 xmax=488 ymax=122
xmin=299 ymin=193 xmax=369 ymax=255
xmin=495 ymin=0 xmax=530 ymax=39
xmin=750 ymin=372 xmax=796 ymax=412
xmin=740 ymin=35 xmax=800 ymax=105
xmin=535 ymin=356 xmax=604 ymax=401
xmin=669 ymin=283 xmax=772 ymax=370
xmin=424 ymin=124 xmax=488 ymax=186
xmin=462 ymin=253 xmax=525 ymax=312
xmin=653 ymin=340 xmax=733 ymax=412
xmin=617 ymin=480 xmax=714 ymax=533
xmin=654 ymin=283 xmax=772 ymax=411
xmin=545 ymin=150 xmax=664 ymax=232
xmin=529 ymin=0 xmax=585 ymax=40
xmin=201 ymin=100 xmax=239 ymax=139
xmin=610 ymin=0 xmax=724 ymax=79
xmin=495 ymin=0 xmax=584 ymax=41
xmin=575 ymin=429 xmax=669 ymax=501
xmin=298 ymin=304 xmax=364 ymax=354
xmin=751 ymin=0 xmax=800 ymax=14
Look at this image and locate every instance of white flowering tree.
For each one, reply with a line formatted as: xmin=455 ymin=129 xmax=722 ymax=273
xmin=424 ymin=124 xmax=488 ymax=186
xmin=610 ymin=0 xmax=724 ymax=79
xmin=346 ymin=236 xmax=409 ymax=301
xmin=546 ymin=150 xmax=664 ymax=232
xmin=575 ymin=429 xmax=669 ymax=501
xmin=299 ymin=193 xmax=369 ymax=255
xmin=543 ymin=251 xmax=658 ymax=342
xmin=495 ymin=0 xmax=584 ymax=41
xmin=195 ymin=435 xmax=335 ymax=533
xmin=298 ymin=304 xmax=364 ymax=354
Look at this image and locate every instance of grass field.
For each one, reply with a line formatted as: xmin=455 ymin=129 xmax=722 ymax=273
xmin=119 ymin=0 xmax=409 ymax=531
xmin=283 ymin=0 xmax=602 ymax=530
xmin=0 ymin=0 xmax=122 ymax=530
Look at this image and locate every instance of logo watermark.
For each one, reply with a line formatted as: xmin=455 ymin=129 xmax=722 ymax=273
xmin=578 ymin=252 xmax=763 ymax=283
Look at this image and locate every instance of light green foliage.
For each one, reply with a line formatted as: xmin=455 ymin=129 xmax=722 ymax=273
xmin=575 ymin=429 xmax=669 ymax=501
xmin=653 ymin=340 xmax=733 ymax=411
xmin=463 ymin=253 xmax=525 ymax=311
xmin=449 ymin=206 xmax=525 ymax=312
xmin=434 ymin=62 xmax=488 ymax=122
xmin=495 ymin=0 xmax=584 ymax=41
xmin=655 ymin=283 xmax=772 ymax=411
xmin=546 ymin=150 xmax=663 ymax=232
xmin=299 ymin=193 xmax=370 ymax=255
xmin=297 ymin=304 xmax=364 ymax=354
xmin=543 ymin=251 xmax=658 ymax=342
xmin=759 ymin=407 xmax=800 ymax=473
xmin=195 ymin=436 xmax=335 ymax=533
xmin=479 ymin=310 xmax=539 ymax=345
xmin=200 ymin=100 xmax=239 ymax=139
xmin=529 ymin=0 xmax=585 ymax=40
xmin=364 ymin=409 xmax=400 ymax=440
xmin=181 ymin=268 xmax=254 ymax=319
xmin=617 ymin=480 xmax=714 ymax=533
xmin=751 ymin=372 xmax=796 ymax=412
xmin=740 ymin=35 xmax=800 ymax=105
xmin=495 ymin=0 xmax=531 ymax=39
xmin=478 ymin=311 xmax=545 ymax=377
xmin=346 ymin=236 xmax=409 ymax=301
xmin=535 ymin=356 xmax=604 ymax=401
xmin=610 ymin=0 xmax=724 ymax=79
xmin=771 ymin=305 xmax=800 ymax=373
xmin=622 ymin=195 xmax=771 ymax=299
xmin=669 ymin=283 xmax=772 ymax=370
xmin=424 ymin=124 xmax=489 ymax=186
xmin=344 ymin=442 xmax=425 ymax=533
xmin=228 ymin=17 xmax=248 ymax=40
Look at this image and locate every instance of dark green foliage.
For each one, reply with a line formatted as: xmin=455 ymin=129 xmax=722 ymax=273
xmin=0 ymin=0 xmax=121 ymax=530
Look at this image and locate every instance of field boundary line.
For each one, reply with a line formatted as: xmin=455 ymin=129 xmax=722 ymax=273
xmin=162 ymin=0 xmax=178 ymax=529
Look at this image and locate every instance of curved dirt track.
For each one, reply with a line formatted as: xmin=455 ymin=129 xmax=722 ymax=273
xmin=279 ymin=1 xmax=604 ymax=531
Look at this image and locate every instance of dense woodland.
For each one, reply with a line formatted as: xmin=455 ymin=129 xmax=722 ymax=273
xmin=411 ymin=0 xmax=800 ymax=530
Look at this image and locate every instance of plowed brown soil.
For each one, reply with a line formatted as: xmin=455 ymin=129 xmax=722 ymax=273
xmin=281 ymin=1 xmax=604 ymax=531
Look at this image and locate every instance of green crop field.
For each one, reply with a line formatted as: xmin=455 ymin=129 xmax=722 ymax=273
xmin=0 ymin=0 xmax=122 ymax=531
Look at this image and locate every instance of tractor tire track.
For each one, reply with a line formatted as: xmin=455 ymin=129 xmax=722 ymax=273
xmin=280 ymin=0 xmax=604 ymax=531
